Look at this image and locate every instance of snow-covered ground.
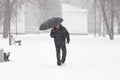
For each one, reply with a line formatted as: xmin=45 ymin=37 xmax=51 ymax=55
xmin=0 ymin=34 xmax=120 ymax=80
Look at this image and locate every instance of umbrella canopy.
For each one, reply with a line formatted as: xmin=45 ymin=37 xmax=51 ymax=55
xmin=39 ymin=17 xmax=63 ymax=30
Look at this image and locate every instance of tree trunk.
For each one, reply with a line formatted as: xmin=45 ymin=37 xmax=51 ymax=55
xmin=3 ymin=0 xmax=11 ymax=38
xmin=98 ymin=14 xmax=102 ymax=36
xmin=110 ymin=0 xmax=114 ymax=40
xmin=103 ymin=20 xmax=106 ymax=37
xmin=100 ymin=0 xmax=113 ymax=40
xmin=94 ymin=0 xmax=97 ymax=37
xmin=115 ymin=11 xmax=120 ymax=34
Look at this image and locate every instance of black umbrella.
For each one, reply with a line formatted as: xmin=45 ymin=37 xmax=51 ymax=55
xmin=39 ymin=17 xmax=63 ymax=30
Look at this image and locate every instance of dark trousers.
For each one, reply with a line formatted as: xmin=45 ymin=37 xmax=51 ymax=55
xmin=56 ymin=45 xmax=67 ymax=63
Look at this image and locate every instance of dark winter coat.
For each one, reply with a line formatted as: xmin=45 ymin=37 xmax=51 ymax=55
xmin=50 ymin=25 xmax=70 ymax=47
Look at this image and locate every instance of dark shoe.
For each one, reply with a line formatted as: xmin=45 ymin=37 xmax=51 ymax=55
xmin=4 ymin=59 xmax=7 ymax=62
xmin=61 ymin=60 xmax=65 ymax=64
xmin=7 ymin=59 xmax=10 ymax=61
xmin=57 ymin=61 xmax=61 ymax=66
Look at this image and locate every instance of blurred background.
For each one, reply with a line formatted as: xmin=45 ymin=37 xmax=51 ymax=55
xmin=0 ymin=0 xmax=119 ymax=40
xmin=0 ymin=1 xmax=120 ymax=80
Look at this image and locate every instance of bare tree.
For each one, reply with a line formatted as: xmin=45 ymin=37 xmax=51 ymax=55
xmin=110 ymin=0 xmax=114 ymax=39
xmin=3 ymin=0 xmax=11 ymax=38
xmin=0 ymin=0 xmax=29 ymax=45
xmin=0 ymin=0 xmax=28 ymax=39
xmin=100 ymin=0 xmax=113 ymax=40
xmin=63 ymin=0 xmax=119 ymax=40
xmin=93 ymin=0 xmax=97 ymax=37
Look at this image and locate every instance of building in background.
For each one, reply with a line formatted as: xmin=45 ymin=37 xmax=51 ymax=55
xmin=62 ymin=3 xmax=88 ymax=34
xmin=0 ymin=0 xmax=88 ymax=34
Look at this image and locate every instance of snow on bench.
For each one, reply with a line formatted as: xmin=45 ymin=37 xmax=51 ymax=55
xmin=0 ymin=49 xmax=4 ymax=62
xmin=10 ymin=35 xmax=22 ymax=46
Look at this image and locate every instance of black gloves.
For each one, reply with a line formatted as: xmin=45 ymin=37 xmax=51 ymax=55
xmin=67 ymin=39 xmax=70 ymax=44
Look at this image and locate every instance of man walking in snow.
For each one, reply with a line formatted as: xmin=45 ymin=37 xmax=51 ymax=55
xmin=50 ymin=24 xmax=70 ymax=66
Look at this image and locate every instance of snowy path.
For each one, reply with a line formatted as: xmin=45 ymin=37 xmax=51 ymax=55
xmin=0 ymin=34 xmax=120 ymax=80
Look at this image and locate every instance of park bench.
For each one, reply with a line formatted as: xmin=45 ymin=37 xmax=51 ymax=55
xmin=15 ymin=40 xmax=21 ymax=46
xmin=10 ymin=35 xmax=22 ymax=46
xmin=0 ymin=49 xmax=10 ymax=62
